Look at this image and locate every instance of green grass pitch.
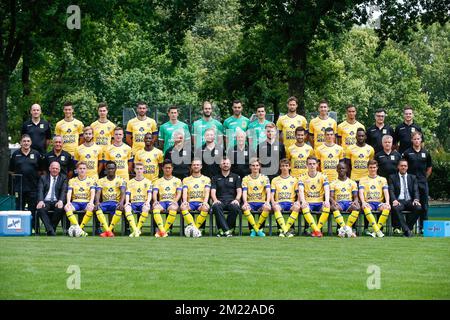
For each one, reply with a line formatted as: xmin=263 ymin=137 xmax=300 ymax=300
xmin=1 ymin=235 xmax=449 ymax=300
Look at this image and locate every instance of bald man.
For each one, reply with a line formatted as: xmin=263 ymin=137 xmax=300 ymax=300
xmin=21 ymin=103 xmax=52 ymax=155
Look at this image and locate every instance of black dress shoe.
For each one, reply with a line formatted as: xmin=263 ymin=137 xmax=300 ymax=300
xmin=404 ymin=230 xmax=413 ymax=237
xmin=47 ymin=231 xmax=56 ymax=236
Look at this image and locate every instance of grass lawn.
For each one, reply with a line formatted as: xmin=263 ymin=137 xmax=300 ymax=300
xmin=1 ymin=235 xmax=449 ymax=300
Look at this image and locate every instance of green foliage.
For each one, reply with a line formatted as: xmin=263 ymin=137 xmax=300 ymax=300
xmin=428 ymin=150 xmax=450 ymax=200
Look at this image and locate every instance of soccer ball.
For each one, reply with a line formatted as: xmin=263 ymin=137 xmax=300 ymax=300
xmin=343 ymin=225 xmax=355 ymax=238
xmin=185 ymin=225 xmax=201 ymax=238
xmin=192 ymin=227 xmax=202 ymax=238
xmin=337 ymin=227 xmax=346 ymax=238
xmin=68 ymin=225 xmax=83 ymax=237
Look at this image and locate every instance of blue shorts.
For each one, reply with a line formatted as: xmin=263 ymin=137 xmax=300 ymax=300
xmin=368 ymin=202 xmax=382 ymax=211
xmin=72 ymin=202 xmax=88 ymax=211
xmin=249 ymin=202 xmax=264 ymax=211
xmin=159 ymin=201 xmax=171 ymax=211
xmin=131 ymin=202 xmax=145 ymax=213
xmin=309 ymin=203 xmax=323 ymax=212
xmin=338 ymin=201 xmax=352 ymax=212
xmin=279 ymin=202 xmax=293 ymax=211
xmin=189 ymin=201 xmax=202 ymax=211
xmin=99 ymin=201 xmax=118 ymax=214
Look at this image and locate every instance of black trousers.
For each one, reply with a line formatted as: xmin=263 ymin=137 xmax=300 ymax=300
xmin=391 ymin=201 xmax=421 ymax=232
xmin=37 ymin=201 xmax=65 ymax=234
xmin=417 ymin=182 xmax=429 ymax=229
xmin=15 ymin=191 xmax=37 ymax=231
xmin=212 ymin=202 xmax=241 ymax=232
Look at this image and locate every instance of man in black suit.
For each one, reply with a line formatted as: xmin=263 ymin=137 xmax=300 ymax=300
xmin=36 ymin=161 xmax=68 ymax=236
xmin=388 ymin=159 xmax=421 ymax=237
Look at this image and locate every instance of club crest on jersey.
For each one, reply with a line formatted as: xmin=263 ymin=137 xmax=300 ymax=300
xmin=40 ymin=124 xmax=44 ymax=129
xmin=282 ymin=186 xmax=288 ymax=190
xmin=359 ymin=154 xmax=364 ymax=158
xmin=350 ymin=131 xmax=355 ymax=136
xmin=311 ymin=185 xmax=316 ymax=190
xmin=194 ymin=184 xmax=199 ymax=189
xmin=139 ymin=127 xmax=144 ymax=132
xmin=370 ymin=185 xmax=376 ymax=190
xmin=108 ymin=188 xmax=113 ymax=193
xmin=146 ymin=159 xmax=151 ymax=163
xmin=328 ymin=154 xmax=333 ymax=158
xmin=79 ymin=187 xmax=85 ymax=192
xmin=61 ymin=156 xmax=66 ymax=161
xmin=165 ymin=186 xmax=170 ymax=191
xmin=67 ymin=128 xmax=72 ymax=133
xmin=137 ymin=188 xmax=141 ymax=193
xmin=86 ymin=154 xmax=91 ymax=159
xmin=100 ymin=130 xmax=105 ymax=135
xmin=253 ymin=186 xmax=258 ymax=191
xmin=30 ymin=154 xmax=35 ymax=159
xmin=115 ymin=153 xmax=121 ymax=158
xmin=289 ymin=124 xmax=296 ymax=129
xmin=341 ymin=188 xmax=346 ymax=192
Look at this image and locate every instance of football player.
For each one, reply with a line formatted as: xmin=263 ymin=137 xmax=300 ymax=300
xmin=54 ymin=102 xmax=84 ymax=156
xmin=134 ymin=132 xmax=164 ymax=183
xmin=74 ymin=126 xmax=102 ymax=179
xmin=102 ymin=127 xmax=132 ymax=181
xmin=286 ymin=126 xmax=315 ymax=179
xmin=315 ymin=127 xmax=344 ymax=182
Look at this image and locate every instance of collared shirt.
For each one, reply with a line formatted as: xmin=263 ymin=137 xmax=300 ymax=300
xmin=374 ymin=150 xmax=402 ymax=178
xmin=398 ymin=173 xmax=409 ymax=200
xmin=366 ymin=124 xmax=395 ymax=154
xmin=9 ymin=149 xmax=42 ymax=192
xmin=45 ymin=175 xmax=59 ymax=202
xmin=211 ymin=172 xmax=242 ymax=203
xmin=402 ymin=147 xmax=432 ymax=183
xmin=395 ymin=122 xmax=423 ymax=154
xmin=196 ymin=143 xmax=225 ymax=179
xmin=21 ymin=119 xmax=52 ymax=155
xmin=44 ymin=149 xmax=73 ymax=176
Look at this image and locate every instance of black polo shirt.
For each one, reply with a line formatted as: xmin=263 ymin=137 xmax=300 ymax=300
xmin=21 ymin=119 xmax=52 ymax=155
xmin=257 ymin=140 xmax=286 ymax=180
xmin=211 ymin=172 xmax=242 ymax=204
xmin=228 ymin=144 xmax=254 ymax=179
xmin=402 ymin=147 xmax=432 ymax=183
xmin=195 ymin=144 xmax=225 ymax=179
xmin=395 ymin=122 xmax=423 ymax=154
xmin=366 ymin=124 xmax=395 ymax=154
xmin=9 ymin=149 xmax=42 ymax=192
xmin=164 ymin=144 xmax=192 ymax=180
xmin=374 ymin=150 xmax=402 ymax=179
xmin=44 ymin=149 xmax=74 ymax=176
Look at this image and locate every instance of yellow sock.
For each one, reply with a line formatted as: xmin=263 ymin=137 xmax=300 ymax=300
xmin=243 ymin=209 xmax=259 ymax=232
xmin=80 ymin=210 xmax=93 ymax=229
xmin=255 ymin=210 xmax=269 ymax=230
xmin=96 ymin=209 xmax=110 ymax=232
xmin=109 ymin=210 xmax=122 ymax=231
xmin=302 ymin=208 xmax=320 ymax=232
xmin=195 ymin=210 xmax=208 ymax=229
xmin=66 ymin=211 xmax=79 ymax=225
xmin=285 ymin=210 xmax=299 ymax=231
xmin=317 ymin=207 xmax=330 ymax=230
xmin=274 ymin=210 xmax=287 ymax=233
xmin=378 ymin=209 xmax=390 ymax=229
xmin=182 ymin=209 xmax=195 ymax=225
xmin=136 ymin=211 xmax=149 ymax=230
xmin=164 ymin=210 xmax=177 ymax=230
xmin=125 ymin=210 xmax=138 ymax=232
xmin=346 ymin=210 xmax=359 ymax=227
xmin=363 ymin=207 xmax=380 ymax=232
xmin=153 ymin=209 xmax=166 ymax=232
xmin=333 ymin=210 xmax=346 ymax=228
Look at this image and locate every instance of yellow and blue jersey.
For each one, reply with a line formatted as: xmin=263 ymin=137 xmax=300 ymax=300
xmin=242 ymin=174 xmax=270 ymax=203
xmin=359 ymin=175 xmax=388 ymax=203
xmin=316 ymin=143 xmax=344 ymax=182
xmin=276 ymin=114 xmax=308 ymax=151
xmin=55 ymin=118 xmax=84 ymax=156
xmin=337 ymin=120 xmax=365 ymax=152
xmin=347 ymin=144 xmax=375 ymax=181
xmin=126 ymin=117 xmax=158 ymax=154
xmin=90 ymin=120 xmax=115 ymax=152
xmin=104 ymin=143 xmax=132 ymax=181
xmin=330 ymin=178 xmax=357 ymax=202
xmin=286 ymin=143 xmax=315 ymax=178
xmin=154 ymin=176 xmax=182 ymax=202
xmin=74 ymin=144 xmax=102 ymax=178
xmin=68 ymin=176 xmax=96 ymax=202
xmin=133 ymin=147 xmax=164 ymax=183
xmin=299 ymin=172 xmax=329 ymax=203
xmin=309 ymin=116 xmax=337 ymax=150
xmin=271 ymin=175 xmax=298 ymax=203
xmin=182 ymin=175 xmax=211 ymax=203
xmin=126 ymin=177 xmax=152 ymax=203
xmin=97 ymin=176 xmax=126 ymax=202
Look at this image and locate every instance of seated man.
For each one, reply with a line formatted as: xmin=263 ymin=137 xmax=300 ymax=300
xmin=388 ymin=159 xmax=421 ymax=237
xmin=329 ymin=162 xmax=361 ymax=237
xmin=298 ymin=156 xmax=330 ymax=238
xmin=94 ymin=160 xmax=126 ymax=237
xmin=358 ymin=160 xmax=391 ymax=238
xmin=124 ymin=162 xmax=152 ymax=237
xmin=149 ymin=159 xmax=183 ymax=237
xmin=64 ymin=161 xmax=96 ymax=237
xmin=180 ymin=159 xmax=211 ymax=231
xmin=270 ymin=159 xmax=300 ymax=237
xmin=241 ymin=158 xmax=271 ymax=237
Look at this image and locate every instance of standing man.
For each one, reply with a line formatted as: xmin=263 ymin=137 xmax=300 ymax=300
xmin=309 ymin=99 xmax=337 ymax=150
xmin=286 ymin=126 xmax=315 ymax=179
xmin=346 ymin=128 xmax=375 ymax=182
xmin=21 ymin=103 xmax=52 ymax=155
xmin=54 ymin=102 xmax=84 ymax=156
xmin=257 ymin=123 xmax=286 ymax=181
xmin=43 ymin=135 xmax=74 ymax=178
xmin=36 ymin=161 xmax=67 ymax=236
xmin=402 ymin=131 xmax=432 ymax=233
xmin=134 ymin=132 xmax=164 ymax=183
xmin=164 ymin=130 xmax=192 ymax=180
xmin=248 ymin=104 xmax=271 ymax=151
xmin=159 ymin=106 xmax=191 ymax=155
xmin=191 ymin=101 xmax=224 ymax=150
xmin=315 ymin=127 xmax=344 ymax=183
xmin=358 ymin=160 xmax=391 ymax=238
xmin=374 ymin=135 xmax=402 ymax=180
xmin=223 ymin=100 xmax=250 ymax=150
xmin=196 ymin=128 xmax=224 ymax=179
xmin=276 ymin=97 xmax=307 ymax=152
xmin=337 ymin=104 xmax=365 ymax=153
xmin=103 ymin=127 xmax=132 ymax=181
xmin=388 ymin=159 xmax=422 ymax=237
xmin=94 ymin=161 xmax=126 ymax=237
xmin=90 ymin=102 xmax=116 ymax=159
xmin=210 ymin=157 xmax=242 ymax=237
xmin=126 ymin=101 xmax=158 ymax=156
xmin=74 ymin=126 xmax=102 ymax=179
xmin=9 ymin=134 xmax=41 ymax=231
xmin=366 ymin=108 xmax=395 ymax=154
xmin=395 ymin=106 xmax=423 ymax=154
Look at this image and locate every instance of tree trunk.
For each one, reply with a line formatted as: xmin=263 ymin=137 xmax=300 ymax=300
xmin=287 ymin=45 xmax=308 ymax=116
xmin=0 ymin=73 xmax=10 ymax=195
